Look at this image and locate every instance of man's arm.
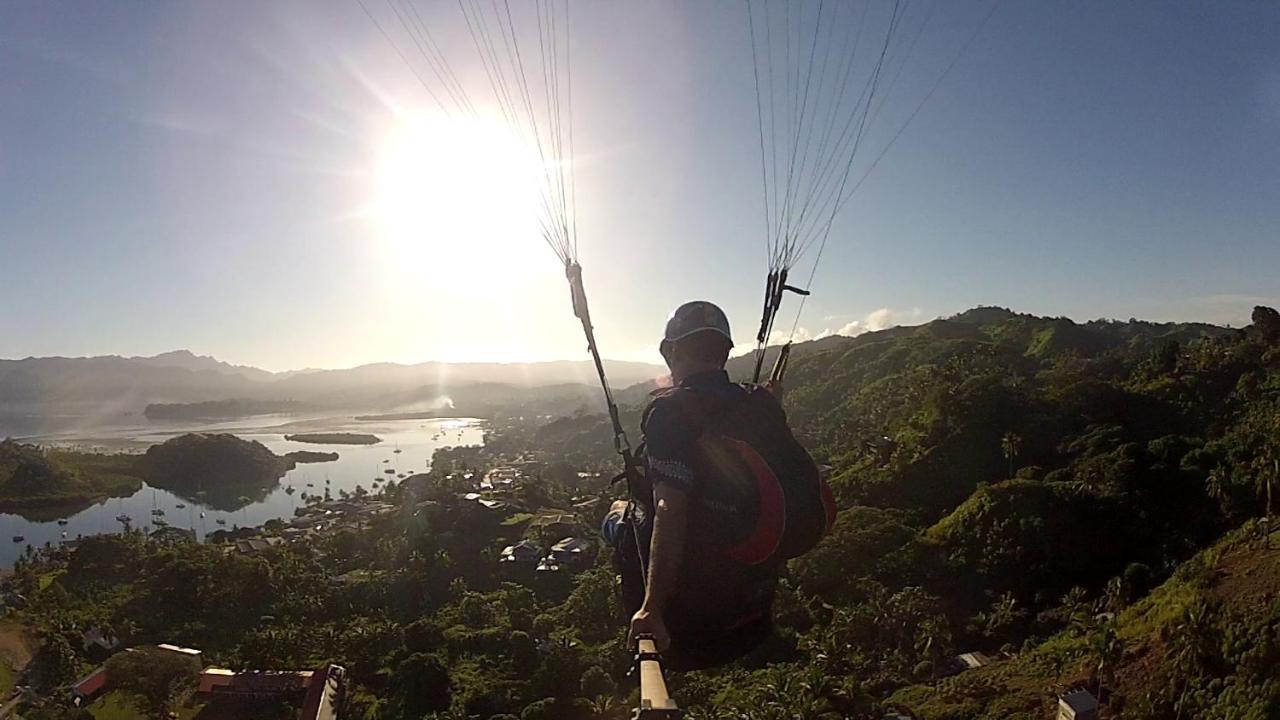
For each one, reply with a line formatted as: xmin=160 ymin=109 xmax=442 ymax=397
xmin=628 ymin=481 xmax=688 ymax=651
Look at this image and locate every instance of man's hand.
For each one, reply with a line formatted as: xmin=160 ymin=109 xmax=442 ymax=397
xmin=628 ymin=607 xmax=670 ymax=652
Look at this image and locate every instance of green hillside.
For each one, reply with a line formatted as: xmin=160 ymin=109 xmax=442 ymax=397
xmin=0 ymin=440 xmax=142 ymax=518
xmin=891 ymin=519 xmax=1280 ymax=719
xmin=12 ymin=306 xmax=1280 ymax=719
xmin=505 ymin=305 xmax=1279 ymax=717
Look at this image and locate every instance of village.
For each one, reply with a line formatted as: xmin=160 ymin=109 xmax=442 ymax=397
xmin=2 ymin=445 xmax=615 ymax=718
xmin=1 ymin=431 xmax=1121 ymax=720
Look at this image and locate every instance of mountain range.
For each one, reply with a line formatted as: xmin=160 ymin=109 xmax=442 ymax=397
xmin=0 ymin=350 xmax=665 ymax=436
xmin=0 ymin=307 xmax=1238 ymax=437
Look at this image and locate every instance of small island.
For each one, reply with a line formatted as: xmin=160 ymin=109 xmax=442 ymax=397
xmin=143 ymin=433 xmax=293 ymax=510
xmin=144 ymin=398 xmax=307 ymax=420
xmin=354 ymin=411 xmax=447 ymax=421
xmin=284 ymin=450 xmax=339 ymax=463
xmin=283 ymin=433 xmax=381 ymax=445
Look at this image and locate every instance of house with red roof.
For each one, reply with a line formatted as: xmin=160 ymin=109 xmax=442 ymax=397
xmin=70 ymin=666 xmax=108 ymax=707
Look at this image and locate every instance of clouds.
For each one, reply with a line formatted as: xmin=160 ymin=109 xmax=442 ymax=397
xmin=734 ymin=307 xmax=925 ymax=355
xmin=833 ymin=306 xmax=924 ymax=338
xmin=772 ymin=326 xmax=824 ymax=344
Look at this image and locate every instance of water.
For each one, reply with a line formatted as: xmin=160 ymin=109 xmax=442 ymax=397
xmin=0 ymin=415 xmax=484 ymax=568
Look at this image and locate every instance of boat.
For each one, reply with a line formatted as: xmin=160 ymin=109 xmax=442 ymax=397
xmin=393 ymin=448 xmax=402 ymax=454
xmin=153 ymin=519 xmax=169 ymax=527
xmin=116 ymin=514 xmax=131 ymax=523
xmin=151 ymin=509 xmax=165 ymax=516
xmin=199 ymin=512 xmax=206 ymax=519
xmin=57 ymin=519 xmax=70 ymax=526
xmin=215 ymin=518 xmax=227 ymax=526
xmin=12 ymin=536 xmax=24 ymax=543
xmin=384 ymin=469 xmax=395 ymax=474
xmin=306 ymin=482 xmax=314 ymax=488
xmin=61 ymin=531 xmax=68 ymax=538
xmin=285 ymin=486 xmax=296 ymax=495
xmin=175 ymin=503 xmax=186 ymax=509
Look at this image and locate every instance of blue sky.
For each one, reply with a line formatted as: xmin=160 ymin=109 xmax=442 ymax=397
xmin=1 ymin=1 xmax=1277 ymax=371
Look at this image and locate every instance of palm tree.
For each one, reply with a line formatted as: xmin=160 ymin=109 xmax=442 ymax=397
xmin=1206 ymin=465 xmax=1229 ymax=511
xmin=424 ymin=708 xmax=475 ymax=720
xmin=1238 ymin=410 xmax=1280 ymax=517
xmin=979 ymin=591 xmax=1023 ymax=645
xmin=1254 ymin=453 xmax=1277 ymax=517
xmin=1170 ymin=600 xmax=1217 ymax=720
xmin=1092 ymin=620 xmax=1122 ymax=707
xmin=587 ymin=695 xmax=616 ymax=717
xmin=1104 ymin=576 xmax=1127 ymax=613
xmin=1060 ymin=586 xmax=1092 ymax=634
xmin=1001 ymin=432 xmax=1023 ymax=479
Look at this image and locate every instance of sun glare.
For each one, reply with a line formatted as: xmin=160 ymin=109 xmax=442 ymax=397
xmin=374 ymin=113 xmax=548 ymax=288
xmin=368 ymin=111 xmax=575 ymax=362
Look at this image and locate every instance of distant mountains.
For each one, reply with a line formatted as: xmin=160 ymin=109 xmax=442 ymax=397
xmin=0 ymin=351 xmax=664 ymax=435
xmin=129 ymin=350 xmax=279 ymax=382
xmin=0 ymin=307 xmax=1240 ymax=436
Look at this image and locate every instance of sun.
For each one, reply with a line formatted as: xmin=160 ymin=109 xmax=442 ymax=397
xmin=367 ymin=110 xmax=576 ymax=362
xmin=373 ymin=112 xmax=549 ymax=289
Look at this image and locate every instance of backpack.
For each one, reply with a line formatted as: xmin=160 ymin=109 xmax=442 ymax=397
xmin=612 ymin=382 xmax=834 ymax=669
xmin=641 ymin=382 xmax=834 ymax=563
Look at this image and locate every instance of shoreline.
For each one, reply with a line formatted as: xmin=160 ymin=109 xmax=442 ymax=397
xmin=0 ymin=416 xmax=485 ymax=565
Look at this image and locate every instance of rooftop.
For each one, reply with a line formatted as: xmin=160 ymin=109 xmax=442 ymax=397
xmin=234 ymin=537 xmax=283 ymax=554
xmin=500 ymin=540 xmax=541 ymax=563
xmin=198 ymin=667 xmax=314 ymax=695
xmin=1060 ymin=689 xmax=1099 ymax=713
xmin=158 ymin=643 xmax=202 ymax=656
xmin=71 ymin=666 xmax=108 ymax=698
xmin=551 ymin=536 xmax=592 ymax=554
xmin=299 ymin=665 xmax=345 ymax=720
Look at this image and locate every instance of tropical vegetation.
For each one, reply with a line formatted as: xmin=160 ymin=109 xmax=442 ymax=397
xmin=9 ymin=306 xmax=1280 ymax=719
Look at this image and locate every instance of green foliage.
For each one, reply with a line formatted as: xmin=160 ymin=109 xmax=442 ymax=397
xmin=1251 ymin=305 xmax=1280 ymax=345
xmin=926 ymin=480 xmax=1144 ymax=607
xmin=394 ymin=653 xmax=452 ymax=717
xmin=789 ymin=506 xmax=914 ymax=602
xmin=0 ymin=440 xmax=142 ymax=514
xmin=104 ymin=646 xmax=200 ymax=720
xmin=20 ymin=307 xmax=1280 ymax=719
xmin=543 ymin=568 xmax=618 ymax=643
xmin=890 ymin=521 xmax=1280 ymax=719
xmin=689 ymin=664 xmax=877 ymax=719
xmin=142 ymin=433 xmax=292 ymax=509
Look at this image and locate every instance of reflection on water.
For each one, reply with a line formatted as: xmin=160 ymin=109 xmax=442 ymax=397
xmin=0 ymin=415 xmax=483 ymax=567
